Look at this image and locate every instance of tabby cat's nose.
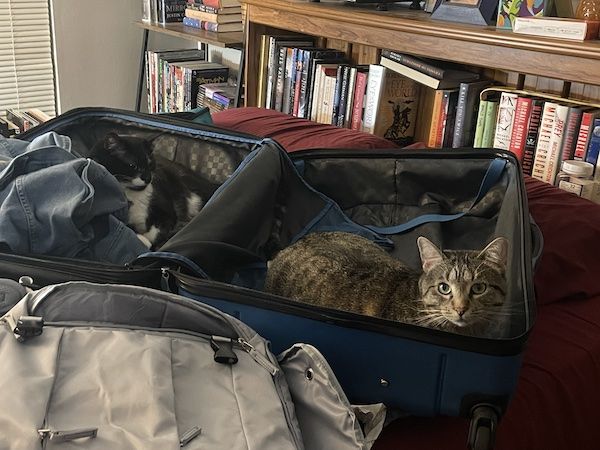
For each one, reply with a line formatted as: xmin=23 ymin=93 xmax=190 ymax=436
xmin=455 ymin=307 xmax=467 ymax=317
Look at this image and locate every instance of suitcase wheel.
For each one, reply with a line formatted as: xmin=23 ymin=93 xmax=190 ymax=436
xmin=467 ymin=404 xmax=499 ymax=450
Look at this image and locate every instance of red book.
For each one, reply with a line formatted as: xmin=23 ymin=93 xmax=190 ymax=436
xmin=560 ymin=107 xmax=583 ymax=161
xmin=521 ymin=99 xmax=544 ymax=176
xmin=508 ymin=97 xmax=533 ymax=161
xmin=350 ymin=71 xmax=368 ymax=131
xmin=574 ymin=110 xmax=600 ymax=160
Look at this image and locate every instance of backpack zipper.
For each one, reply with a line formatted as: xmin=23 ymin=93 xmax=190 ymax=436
xmin=38 ymin=427 xmax=98 ymax=444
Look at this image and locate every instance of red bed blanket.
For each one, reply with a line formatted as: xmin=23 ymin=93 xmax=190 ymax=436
xmin=213 ymin=107 xmax=600 ymax=450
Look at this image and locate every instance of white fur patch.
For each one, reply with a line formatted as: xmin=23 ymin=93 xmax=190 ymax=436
xmin=130 ymin=177 xmax=147 ymax=187
xmin=137 ymin=234 xmax=152 ymax=248
xmin=126 ymin=183 xmax=154 ymax=233
xmin=186 ymin=193 xmax=203 ymax=218
xmin=143 ymin=225 xmax=160 ymax=246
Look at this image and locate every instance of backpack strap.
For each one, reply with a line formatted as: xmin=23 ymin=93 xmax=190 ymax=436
xmin=366 ymin=157 xmax=507 ymax=235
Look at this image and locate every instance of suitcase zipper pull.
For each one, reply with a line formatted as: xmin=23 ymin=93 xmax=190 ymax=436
xmin=210 ymin=336 xmax=239 ymax=365
xmin=38 ymin=427 xmax=98 ymax=443
xmin=180 ymin=426 xmax=202 ymax=447
xmin=237 ymin=338 xmax=280 ymax=376
xmin=10 ymin=315 xmax=44 ymax=342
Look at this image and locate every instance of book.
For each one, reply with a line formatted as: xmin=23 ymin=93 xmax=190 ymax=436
xmin=201 ymin=0 xmax=241 ymax=9
xmin=26 ymin=108 xmax=51 ymax=123
xmin=311 ymin=63 xmax=340 ymax=122
xmin=380 ymin=49 xmax=480 ymax=82
xmin=350 ymin=68 xmax=369 ymax=131
xmin=256 ymin=35 xmax=269 ymax=108
xmin=158 ymin=0 xmax=187 ymax=23
xmin=427 ymin=90 xmax=445 ymax=147
xmin=182 ymin=17 xmax=243 ymax=32
xmin=362 ymin=64 xmax=386 ymax=134
xmin=184 ymin=7 xmax=242 ymax=23
xmin=545 ymin=104 xmax=569 ymax=183
xmin=532 ymin=102 xmax=559 ymax=182
xmin=493 ymin=92 xmax=519 ymax=150
xmin=142 ymin=0 xmax=152 ymax=22
xmin=440 ymin=90 xmax=459 ymax=147
xmin=380 ymin=54 xmax=479 ymax=90
xmin=574 ymin=110 xmax=600 ymax=160
xmin=452 ymin=80 xmax=492 ymax=148
xmin=473 ymin=99 xmax=489 ymax=148
xmin=481 ymin=100 xmax=499 ymax=147
xmin=521 ymin=99 xmax=544 ymax=176
xmin=496 ymin=0 xmax=546 ymax=30
xmin=282 ymin=47 xmax=298 ymax=114
xmin=186 ymin=4 xmax=242 ymax=14
xmin=363 ymin=67 xmax=420 ymax=146
xmin=560 ymin=107 xmax=584 ymax=161
xmin=508 ymin=96 xmax=533 ymax=161
xmin=585 ymin=118 xmax=600 ymax=169
xmin=343 ymin=66 xmax=358 ymax=128
xmin=336 ymin=65 xmax=352 ymax=127
xmin=513 ymin=17 xmax=600 ymax=41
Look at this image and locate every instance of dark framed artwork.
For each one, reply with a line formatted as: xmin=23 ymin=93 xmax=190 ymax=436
xmin=430 ymin=0 xmax=498 ymax=25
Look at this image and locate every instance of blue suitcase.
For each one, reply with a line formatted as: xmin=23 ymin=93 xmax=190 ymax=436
xmin=152 ymin=143 xmax=541 ymax=450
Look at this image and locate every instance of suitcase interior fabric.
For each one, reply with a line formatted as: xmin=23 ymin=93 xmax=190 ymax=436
xmin=158 ymin=144 xmax=536 ymax=416
xmin=0 ymin=108 xmax=262 ymax=286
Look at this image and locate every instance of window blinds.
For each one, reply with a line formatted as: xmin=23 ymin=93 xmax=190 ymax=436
xmin=0 ymin=0 xmax=56 ymax=118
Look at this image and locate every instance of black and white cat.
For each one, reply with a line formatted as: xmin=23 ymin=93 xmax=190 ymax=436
xmin=91 ymin=132 xmax=219 ymax=249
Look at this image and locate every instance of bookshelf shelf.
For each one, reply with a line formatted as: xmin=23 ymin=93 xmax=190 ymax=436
xmin=134 ymin=21 xmax=243 ymax=48
xmin=241 ymin=0 xmax=600 ymax=106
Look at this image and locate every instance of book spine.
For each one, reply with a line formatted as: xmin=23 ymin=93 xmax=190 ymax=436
xmin=362 ymin=65 xmax=385 ymax=134
xmin=508 ymin=96 xmax=533 ymax=161
xmin=473 ymin=99 xmax=489 ymax=148
xmin=185 ymin=8 xmax=218 ymax=22
xmin=585 ymin=119 xmax=600 ymax=168
xmin=560 ymin=107 xmax=584 ymax=161
xmin=256 ymin=34 xmax=268 ymax=108
xmin=309 ymin=64 xmax=324 ymax=122
xmin=428 ymin=90 xmax=444 ymax=147
xmin=442 ymin=91 xmax=458 ymax=147
xmin=350 ymin=71 xmax=368 ymax=131
xmin=381 ymin=49 xmax=444 ymax=79
xmin=481 ymin=101 xmax=499 ymax=147
xmin=532 ymin=102 xmax=558 ymax=182
xmin=265 ymin=37 xmax=277 ymax=110
xmin=274 ymin=47 xmax=288 ymax=112
xmin=142 ymin=0 xmax=152 ymax=22
xmin=545 ymin=104 xmax=569 ymax=184
xmin=282 ymin=47 xmax=295 ymax=114
xmin=297 ymin=50 xmax=310 ymax=118
xmin=292 ymin=49 xmax=304 ymax=116
xmin=451 ymin=82 xmax=469 ymax=148
xmin=330 ymin=65 xmax=344 ymax=125
xmin=493 ymin=92 xmax=519 ymax=150
xmin=436 ymin=91 xmax=451 ymax=147
xmin=521 ymin=99 xmax=544 ymax=176
xmin=574 ymin=111 xmax=596 ymax=160
xmin=344 ymin=67 xmax=357 ymax=128
xmin=336 ymin=65 xmax=351 ymax=128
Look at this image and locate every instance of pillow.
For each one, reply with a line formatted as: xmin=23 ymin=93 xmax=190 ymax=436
xmin=211 ymin=107 xmax=402 ymax=151
xmin=525 ymin=176 xmax=600 ymax=305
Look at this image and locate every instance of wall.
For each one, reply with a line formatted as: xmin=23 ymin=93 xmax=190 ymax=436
xmin=51 ymin=0 xmax=196 ymax=113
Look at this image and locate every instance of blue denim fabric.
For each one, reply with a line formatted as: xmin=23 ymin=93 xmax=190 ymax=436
xmin=0 ymin=132 xmax=148 ymax=264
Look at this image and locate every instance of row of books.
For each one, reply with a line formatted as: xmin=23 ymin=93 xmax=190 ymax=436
xmin=0 ymin=109 xmax=51 ymax=137
xmin=474 ymin=91 xmax=600 ymax=185
xmin=145 ymin=48 xmax=230 ymax=114
xmin=142 ymin=0 xmax=242 ymax=32
xmin=257 ymin=35 xmax=421 ymax=146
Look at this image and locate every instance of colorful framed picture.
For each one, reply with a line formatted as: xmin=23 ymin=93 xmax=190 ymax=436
xmin=430 ymin=0 xmax=499 ymax=25
xmin=496 ymin=0 xmax=547 ymax=29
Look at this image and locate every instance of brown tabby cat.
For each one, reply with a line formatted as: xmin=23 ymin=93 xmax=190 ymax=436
xmin=264 ymin=231 xmax=509 ymax=335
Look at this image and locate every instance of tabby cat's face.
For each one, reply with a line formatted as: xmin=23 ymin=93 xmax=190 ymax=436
xmin=101 ymin=133 xmax=155 ymax=190
xmin=416 ymin=237 xmax=508 ymax=331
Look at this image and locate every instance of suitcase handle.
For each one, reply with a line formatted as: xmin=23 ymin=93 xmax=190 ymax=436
xmin=365 ymin=158 xmax=507 ymax=235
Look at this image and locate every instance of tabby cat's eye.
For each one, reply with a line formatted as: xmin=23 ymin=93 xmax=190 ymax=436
xmin=471 ymin=282 xmax=487 ymax=295
xmin=438 ymin=282 xmax=451 ymax=295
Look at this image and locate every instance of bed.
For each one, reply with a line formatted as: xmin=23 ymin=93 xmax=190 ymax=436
xmin=212 ymin=107 xmax=600 ymax=450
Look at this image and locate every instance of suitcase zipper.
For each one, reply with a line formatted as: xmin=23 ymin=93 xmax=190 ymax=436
xmin=38 ymin=427 xmax=98 ymax=444
xmin=179 ymin=426 xmax=202 ymax=447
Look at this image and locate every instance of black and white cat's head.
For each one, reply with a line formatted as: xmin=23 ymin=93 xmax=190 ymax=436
xmin=415 ymin=236 xmax=509 ymax=331
xmin=95 ymin=133 xmax=155 ymax=190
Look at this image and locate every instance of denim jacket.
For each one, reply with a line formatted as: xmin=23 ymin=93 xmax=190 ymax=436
xmin=0 ymin=132 xmax=148 ymax=264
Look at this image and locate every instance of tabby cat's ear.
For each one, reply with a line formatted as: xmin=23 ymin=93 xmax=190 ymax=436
xmin=478 ymin=237 xmax=508 ymax=268
xmin=104 ymin=133 xmax=123 ymax=153
xmin=417 ymin=237 xmax=444 ymax=273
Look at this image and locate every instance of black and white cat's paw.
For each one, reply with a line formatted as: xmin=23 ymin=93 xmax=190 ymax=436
xmin=137 ymin=226 xmax=161 ymax=250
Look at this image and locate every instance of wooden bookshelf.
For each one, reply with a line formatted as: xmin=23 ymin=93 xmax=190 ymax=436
xmin=241 ymin=0 xmax=600 ymax=106
xmin=134 ymin=21 xmax=243 ymax=49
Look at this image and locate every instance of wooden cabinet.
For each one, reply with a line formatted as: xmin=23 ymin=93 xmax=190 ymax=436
xmin=240 ymin=0 xmax=600 ymax=107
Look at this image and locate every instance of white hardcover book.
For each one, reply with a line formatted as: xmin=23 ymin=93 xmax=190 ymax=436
xmin=362 ymin=64 xmax=385 ymax=134
xmin=545 ymin=104 xmax=570 ymax=184
xmin=493 ymin=92 xmax=519 ymax=150
xmin=344 ymin=66 xmax=358 ymax=128
xmin=532 ymin=102 xmax=558 ymax=182
xmin=513 ymin=17 xmax=596 ymax=41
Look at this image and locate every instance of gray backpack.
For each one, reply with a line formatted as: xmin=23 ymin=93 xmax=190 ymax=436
xmin=0 ymin=282 xmax=304 ymax=450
